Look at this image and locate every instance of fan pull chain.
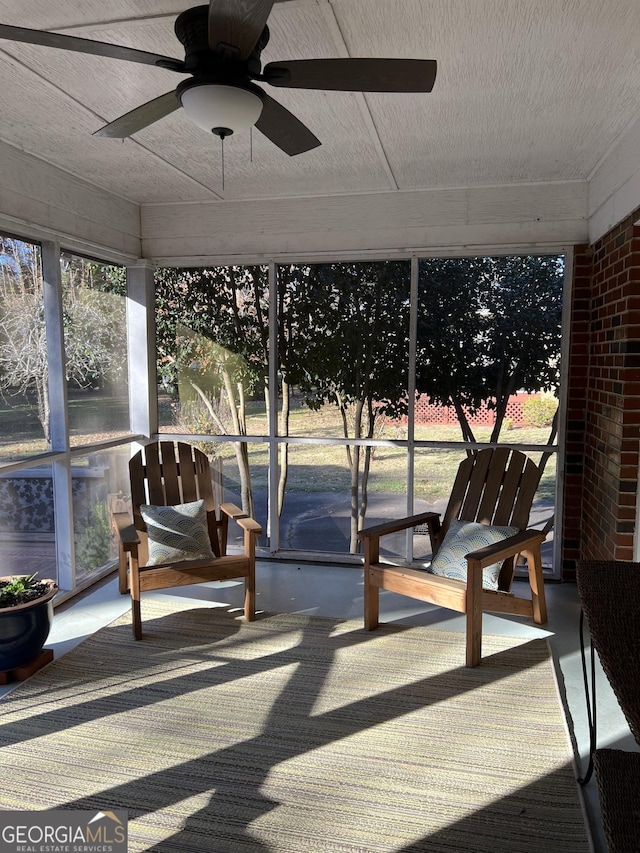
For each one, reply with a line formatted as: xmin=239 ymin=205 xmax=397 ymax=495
xmin=214 ymin=128 xmax=231 ymax=192
xmin=221 ymin=134 xmax=225 ymax=191
xmin=250 ymin=126 xmax=253 ymax=163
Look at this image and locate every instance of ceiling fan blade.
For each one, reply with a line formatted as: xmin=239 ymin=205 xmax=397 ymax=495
xmin=254 ymin=91 xmax=321 ymax=156
xmin=264 ymin=58 xmax=437 ymax=92
xmin=0 ymin=23 xmax=186 ymax=71
xmin=208 ymin=0 xmax=275 ymax=59
xmin=93 ymin=91 xmax=180 ymax=138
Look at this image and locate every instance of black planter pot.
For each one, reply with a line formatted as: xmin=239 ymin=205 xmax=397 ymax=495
xmin=0 ymin=579 xmax=58 ymax=671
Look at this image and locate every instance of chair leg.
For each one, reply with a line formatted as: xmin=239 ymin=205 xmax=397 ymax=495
xmin=243 ymin=527 xmax=256 ymax=621
xmin=118 ymin=547 xmax=128 ymax=595
xmin=523 ymin=544 xmax=548 ymax=624
xmin=362 ymin=535 xmax=381 ymax=631
xmin=244 ymin=568 xmax=256 ymax=621
xmin=465 ymin=563 xmax=483 ymax=667
xmin=131 ymin=600 xmax=142 ymax=641
xmin=364 ymin=571 xmax=380 ymax=630
xmin=130 ymin=564 xmax=142 ymax=640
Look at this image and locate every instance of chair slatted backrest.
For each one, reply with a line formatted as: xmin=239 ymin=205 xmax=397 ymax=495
xmin=129 ymin=441 xmax=223 ymax=561
xmin=440 ymin=447 xmax=542 ymax=591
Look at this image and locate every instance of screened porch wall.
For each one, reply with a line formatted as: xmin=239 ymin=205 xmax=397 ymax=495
xmin=2 ymin=143 xmax=640 ymax=584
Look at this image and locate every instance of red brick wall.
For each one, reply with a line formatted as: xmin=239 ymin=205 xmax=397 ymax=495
xmin=561 ymin=245 xmax=592 ymax=579
xmin=562 ymin=212 xmax=640 ymax=578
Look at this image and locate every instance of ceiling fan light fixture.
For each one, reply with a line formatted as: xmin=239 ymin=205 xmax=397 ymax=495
xmin=178 ymin=82 xmax=263 ymax=137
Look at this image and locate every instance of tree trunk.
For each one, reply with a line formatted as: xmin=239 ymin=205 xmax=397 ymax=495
xmin=36 ymin=372 xmax=50 ymax=444
xmin=233 ymin=377 xmax=254 ymax=518
xmin=539 ymin=408 xmax=559 ymax=475
xmin=489 ymin=375 xmax=518 ymax=443
xmin=349 ymin=398 xmax=365 ymax=553
xmin=278 ymin=379 xmax=291 ymax=516
xmin=236 ymin=440 xmax=253 ymax=518
xmin=337 ymin=392 xmax=353 ymax=469
xmin=538 ymin=408 xmax=559 ymax=536
xmin=189 ymin=381 xmax=226 ymax=434
xmin=358 ymin=399 xmax=377 ymax=543
xmin=453 ymin=399 xmax=476 ymax=448
xmin=191 ymin=363 xmax=252 ymax=518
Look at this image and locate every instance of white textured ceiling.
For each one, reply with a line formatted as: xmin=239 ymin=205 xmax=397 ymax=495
xmin=0 ymin=0 xmax=639 ymax=206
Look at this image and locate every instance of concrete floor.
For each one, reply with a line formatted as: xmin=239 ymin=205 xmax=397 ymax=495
xmin=2 ymin=561 xmax=638 ymax=852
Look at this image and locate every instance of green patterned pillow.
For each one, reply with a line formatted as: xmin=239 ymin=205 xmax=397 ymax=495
xmin=140 ymin=499 xmax=215 ymax=566
xmin=428 ymin=518 xmax=519 ymax=590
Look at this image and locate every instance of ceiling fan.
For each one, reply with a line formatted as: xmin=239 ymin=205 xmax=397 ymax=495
xmin=0 ymin=0 xmax=437 ymax=156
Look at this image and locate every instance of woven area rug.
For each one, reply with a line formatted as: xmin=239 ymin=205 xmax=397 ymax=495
xmin=0 ymin=600 xmax=589 ymax=852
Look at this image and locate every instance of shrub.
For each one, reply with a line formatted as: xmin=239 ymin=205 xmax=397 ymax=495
xmin=522 ymin=395 xmax=558 ymax=428
xmin=75 ymin=501 xmax=111 ymax=574
xmin=174 ymin=398 xmax=224 ymax=459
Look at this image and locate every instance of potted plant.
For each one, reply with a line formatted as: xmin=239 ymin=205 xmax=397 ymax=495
xmin=0 ymin=573 xmax=58 ymax=672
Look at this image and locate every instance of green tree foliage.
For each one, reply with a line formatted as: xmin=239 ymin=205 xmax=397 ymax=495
xmin=156 ymin=261 xmax=411 ymax=549
xmin=416 ymin=256 xmax=563 ymax=444
xmin=75 ymin=500 xmax=111 ymax=575
xmin=61 ymin=253 xmax=127 ymax=392
xmin=154 ymin=266 xmax=268 ymax=516
xmin=155 ymin=266 xmax=267 ymax=394
xmin=279 ymin=261 xmax=410 ymax=551
xmin=155 ymin=256 xmax=562 ymax=551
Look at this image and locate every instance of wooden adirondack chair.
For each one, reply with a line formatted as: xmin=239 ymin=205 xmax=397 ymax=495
xmin=113 ymin=441 xmax=262 ymax=639
xmin=358 ymin=447 xmax=548 ymax=666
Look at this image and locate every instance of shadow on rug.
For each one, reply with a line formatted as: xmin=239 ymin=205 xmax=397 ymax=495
xmin=0 ymin=600 xmax=590 ymax=852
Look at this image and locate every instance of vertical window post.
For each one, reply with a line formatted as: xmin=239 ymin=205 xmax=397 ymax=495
xmin=405 ymin=254 xmax=419 ymax=561
xmin=127 ymin=260 xmax=157 ymax=440
xmin=42 ymin=239 xmax=74 ymax=591
xmin=268 ymin=261 xmax=279 ymax=552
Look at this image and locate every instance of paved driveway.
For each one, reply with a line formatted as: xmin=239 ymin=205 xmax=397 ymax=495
xmin=248 ymin=491 xmax=555 ymax=568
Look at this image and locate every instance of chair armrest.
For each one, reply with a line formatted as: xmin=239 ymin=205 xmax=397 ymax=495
xmin=113 ymin=511 xmax=139 ymax=552
xmin=235 ymin=516 xmax=263 ymax=536
xmin=358 ymin=511 xmax=441 ymax=542
xmin=220 ymin=502 xmax=249 ymax=521
xmin=219 ymin=503 xmax=261 ymax=535
xmin=465 ymin=528 xmax=546 ymax=569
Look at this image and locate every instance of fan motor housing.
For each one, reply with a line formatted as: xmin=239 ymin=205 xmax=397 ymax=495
xmin=175 ymin=6 xmax=210 ymax=56
xmin=175 ymin=4 xmax=269 ymax=77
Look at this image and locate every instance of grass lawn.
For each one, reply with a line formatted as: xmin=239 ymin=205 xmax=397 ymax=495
xmin=165 ymin=396 xmax=557 ymax=503
xmin=1 ymin=390 xmax=557 ymax=503
xmin=219 ymin=430 xmax=557 ymax=503
xmin=0 ymin=387 xmax=132 ymax=460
